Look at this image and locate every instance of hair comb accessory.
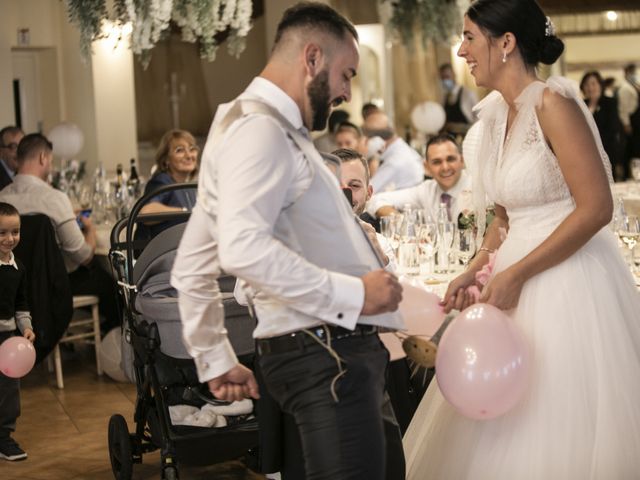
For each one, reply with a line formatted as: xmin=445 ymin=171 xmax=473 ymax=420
xmin=545 ymin=16 xmax=556 ymax=37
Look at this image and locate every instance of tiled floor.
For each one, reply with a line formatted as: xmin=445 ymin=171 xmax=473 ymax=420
xmin=2 ymin=346 xmax=266 ymax=480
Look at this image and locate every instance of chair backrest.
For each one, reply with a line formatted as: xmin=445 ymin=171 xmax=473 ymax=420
xmin=14 ymin=214 xmax=73 ymax=362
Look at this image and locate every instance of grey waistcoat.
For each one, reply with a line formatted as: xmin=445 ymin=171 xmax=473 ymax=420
xmin=199 ymin=99 xmax=403 ymax=331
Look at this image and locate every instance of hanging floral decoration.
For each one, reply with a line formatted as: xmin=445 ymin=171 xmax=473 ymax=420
xmin=384 ymin=0 xmax=462 ymax=48
xmin=64 ymin=0 xmax=254 ymax=66
xmin=66 ymin=0 xmax=109 ymax=60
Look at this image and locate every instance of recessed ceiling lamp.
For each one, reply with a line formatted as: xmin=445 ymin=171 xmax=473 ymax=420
xmin=606 ymin=11 xmax=618 ymax=21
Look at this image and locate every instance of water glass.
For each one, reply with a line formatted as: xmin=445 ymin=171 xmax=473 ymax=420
xmin=418 ymin=222 xmax=438 ymax=277
xmin=454 ymin=228 xmax=476 ymax=268
xmin=435 ymin=221 xmax=455 ymax=273
xmin=398 ymin=239 xmax=420 ymax=275
xmin=631 ymin=159 xmax=640 ymax=183
xmin=380 ymin=215 xmax=395 ymax=240
xmin=618 ymin=215 xmax=640 ymax=270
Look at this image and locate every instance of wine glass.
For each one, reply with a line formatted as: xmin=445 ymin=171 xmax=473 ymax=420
xmin=78 ymin=184 xmax=93 ymax=210
xmin=380 ymin=215 xmax=396 ymax=242
xmin=436 ymin=221 xmax=456 ymax=272
xmin=381 ymin=213 xmax=403 ymax=253
xmin=618 ymin=215 xmax=640 ymax=271
xmin=631 ymin=159 xmax=640 ymax=183
xmin=398 ymin=213 xmax=420 ymax=275
xmin=454 ymin=228 xmax=477 ymax=269
xmin=630 ymin=159 xmax=640 ymax=196
xmin=418 ymin=222 xmax=438 ymax=278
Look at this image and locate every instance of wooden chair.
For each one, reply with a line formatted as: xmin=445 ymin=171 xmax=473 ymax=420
xmin=48 ymin=295 xmax=103 ymax=389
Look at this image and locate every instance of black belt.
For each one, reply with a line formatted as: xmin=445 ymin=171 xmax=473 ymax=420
xmin=257 ymin=324 xmax=379 ymax=355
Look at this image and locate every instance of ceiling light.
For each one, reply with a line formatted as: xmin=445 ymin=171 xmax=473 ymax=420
xmin=606 ymin=11 xmax=618 ymax=21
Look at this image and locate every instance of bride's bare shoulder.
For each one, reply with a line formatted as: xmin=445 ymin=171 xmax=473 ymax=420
xmin=536 ymin=87 xmax=583 ymax=132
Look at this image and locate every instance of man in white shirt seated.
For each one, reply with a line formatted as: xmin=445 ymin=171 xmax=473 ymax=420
xmin=362 ymin=111 xmax=424 ymax=193
xmin=367 ymin=133 xmax=472 ymax=223
xmin=0 ymin=133 xmax=119 ymax=331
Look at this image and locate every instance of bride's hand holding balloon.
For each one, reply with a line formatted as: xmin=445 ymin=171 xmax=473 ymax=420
xmin=479 ymin=267 xmax=525 ymax=310
xmin=441 ymin=269 xmax=478 ymax=313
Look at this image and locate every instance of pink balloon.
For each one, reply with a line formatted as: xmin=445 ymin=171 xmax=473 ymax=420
xmin=379 ymin=332 xmax=406 ymax=361
xmin=0 ymin=337 xmax=36 ymax=378
xmin=398 ymin=278 xmax=446 ymax=337
xmin=436 ymin=303 xmax=530 ymax=420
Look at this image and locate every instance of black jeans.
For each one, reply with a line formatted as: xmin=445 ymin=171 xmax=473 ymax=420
xmin=259 ymin=332 xmax=404 ymax=480
xmin=0 ymin=331 xmax=20 ymax=437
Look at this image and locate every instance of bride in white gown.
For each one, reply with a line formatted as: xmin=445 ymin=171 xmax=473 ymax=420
xmin=403 ymin=1 xmax=640 ymax=478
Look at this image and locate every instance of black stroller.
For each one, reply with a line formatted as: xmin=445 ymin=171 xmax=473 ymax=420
xmin=106 ymin=183 xmax=258 ymax=480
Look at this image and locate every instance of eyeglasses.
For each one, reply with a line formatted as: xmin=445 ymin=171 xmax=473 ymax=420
xmin=173 ymin=145 xmax=199 ymax=154
xmin=0 ymin=143 xmax=18 ymax=150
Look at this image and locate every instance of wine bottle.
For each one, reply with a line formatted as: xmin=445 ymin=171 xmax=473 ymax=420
xmin=127 ymin=158 xmax=140 ymax=196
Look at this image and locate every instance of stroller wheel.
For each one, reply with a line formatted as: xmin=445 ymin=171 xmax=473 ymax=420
xmin=108 ymin=414 xmax=133 ymax=480
xmin=162 ymin=465 xmax=179 ymax=480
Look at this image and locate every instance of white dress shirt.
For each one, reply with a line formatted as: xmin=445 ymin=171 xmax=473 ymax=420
xmin=370 ymin=138 xmax=424 ymax=193
xmin=171 ymin=78 xmax=368 ymax=381
xmin=618 ymin=80 xmax=639 ymax=129
xmin=0 ymin=251 xmax=18 ymax=269
xmin=367 ymin=170 xmax=472 ymax=222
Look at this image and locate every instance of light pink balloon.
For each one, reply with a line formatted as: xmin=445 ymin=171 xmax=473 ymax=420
xmin=0 ymin=337 xmax=36 ymax=378
xmin=379 ymin=332 xmax=406 ymax=361
xmin=398 ymin=278 xmax=446 ymax=337
xmin=436 ymin=303 xmax=530 ymax=420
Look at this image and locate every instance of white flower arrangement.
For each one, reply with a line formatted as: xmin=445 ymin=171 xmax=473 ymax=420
xmin=125 ymin=0 xmax=174 ymax=55
xmin=66 ymin=0 xmax=253 ymax=65
xmin=172 ymin=0 xmax=253 ymax=61
xmin=384 ymin=0 xmax=462 ymax=48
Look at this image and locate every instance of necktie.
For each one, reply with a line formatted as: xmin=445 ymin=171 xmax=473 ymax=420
xmin=441 ymin=192 xmax=452 ymax=221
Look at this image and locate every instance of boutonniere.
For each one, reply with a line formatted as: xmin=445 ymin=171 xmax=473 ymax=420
xmin=457 ymin=205 xmax=496 ymax=231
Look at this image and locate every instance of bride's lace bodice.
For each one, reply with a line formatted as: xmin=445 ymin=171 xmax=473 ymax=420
xmin=471 ymin=77 xmax=612 ymax=236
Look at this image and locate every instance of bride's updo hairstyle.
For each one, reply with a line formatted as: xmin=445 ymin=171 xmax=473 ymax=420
xmin=467 ymin=0 xmax=564 ymax=67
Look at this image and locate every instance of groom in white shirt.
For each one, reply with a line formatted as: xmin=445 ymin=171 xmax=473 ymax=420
xmin=171 ymin=3 xmax=404 ymax=479
xmin=367 ymin=133 xmax=472 ymax=222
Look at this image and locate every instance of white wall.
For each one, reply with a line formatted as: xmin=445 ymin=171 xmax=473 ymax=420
xmin=91 ymin=29 xmax=138 ymax=171
xmin=0 ymin=0 xmax=137 ymax=174
xmin=563 ymin=33 xmax=640 ymax=86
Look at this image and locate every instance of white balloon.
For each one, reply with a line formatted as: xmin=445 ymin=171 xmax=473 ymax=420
xmin=98 ymin=328 xmax=130 ymax=383
xmin=48 ymin=122 xmax=84 ymax=159
xmin=410 ymin=101 xmax=446 ymax=134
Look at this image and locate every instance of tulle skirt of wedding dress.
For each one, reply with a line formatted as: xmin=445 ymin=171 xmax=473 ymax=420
xmin=403 ymin=225 xmax=640 ymax=480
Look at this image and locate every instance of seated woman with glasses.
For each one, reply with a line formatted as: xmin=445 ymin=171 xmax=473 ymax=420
xmin=135 ymin=129 xmax=198 ymax=241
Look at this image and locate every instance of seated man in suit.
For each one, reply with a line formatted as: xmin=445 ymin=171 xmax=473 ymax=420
xmin=367 ymin=133 xmax=472 ymax=223
xmin=0 ymin=126 xmax=24 ymax=191
xmin=0 ymin=133 xmax=119 ymax=332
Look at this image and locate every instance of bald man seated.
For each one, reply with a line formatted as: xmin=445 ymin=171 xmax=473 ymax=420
xmin=362 ymin=111 xmax=424 ymax=193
